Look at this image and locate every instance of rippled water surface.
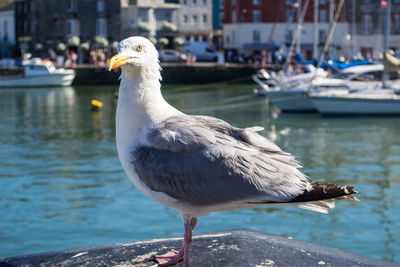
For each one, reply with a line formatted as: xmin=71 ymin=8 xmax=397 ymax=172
xmin=0 ymin=83 xmax=399 ymax=263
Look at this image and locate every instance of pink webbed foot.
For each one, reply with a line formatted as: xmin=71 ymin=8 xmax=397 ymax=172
xmin=155 ymin=249 xmax=183 ymax=266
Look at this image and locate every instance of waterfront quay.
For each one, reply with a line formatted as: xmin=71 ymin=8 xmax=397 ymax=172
xmin=71 ymin=63 xmax=258 ymax=85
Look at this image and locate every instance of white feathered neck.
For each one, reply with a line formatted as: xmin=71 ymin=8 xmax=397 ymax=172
xmin=117 ymin=63 xmax=181 ymax=128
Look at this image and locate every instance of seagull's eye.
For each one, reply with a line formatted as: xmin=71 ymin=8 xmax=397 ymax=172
xmin=136 ymin=45 xmax=143 ymax=52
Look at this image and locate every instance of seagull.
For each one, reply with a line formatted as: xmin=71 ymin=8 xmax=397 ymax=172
xmin=108 ymin=36 xmax=358 ymax=267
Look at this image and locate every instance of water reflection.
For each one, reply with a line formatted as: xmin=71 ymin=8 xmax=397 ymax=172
xmin=0 ymin=84 xmax=399 ymax=263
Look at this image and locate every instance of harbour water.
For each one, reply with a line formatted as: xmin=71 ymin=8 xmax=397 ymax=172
xmin=0 ymin=83 xmax=399 ymax=263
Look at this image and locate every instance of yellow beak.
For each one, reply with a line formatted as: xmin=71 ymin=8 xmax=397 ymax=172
xmin=108 ymin=53 xmax=129 ymax=71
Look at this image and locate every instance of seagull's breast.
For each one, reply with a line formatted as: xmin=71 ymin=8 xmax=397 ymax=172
xmin=116 ymin=93 xmax=182 ymax=208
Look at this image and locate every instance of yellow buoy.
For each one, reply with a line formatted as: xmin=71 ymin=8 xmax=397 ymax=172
xmin=91 ymin=99 xmax=103 ymax=111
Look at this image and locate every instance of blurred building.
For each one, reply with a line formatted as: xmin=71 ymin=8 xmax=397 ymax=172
xmin=14 ymin=0 xmax=121 ymax=55
xmin=0 ymin=1 xmax=14 ymax=58
xmin=348 ymin=0 xmax=400 ymax=57
xmin=223 ymin=0 xmax=347 ymax=59
xmin=0 ymin=0 xmax=12 ymax=8
xmin=223 ymin=0 xmax=400 ymax=60
xmin=14 ymin=0 xmax=32 ymax=51
xmin=177 ymin=0 xmax=213 ymax=42
xmin=121 ymin=0 xmax=180 ymax=41
xmin=212 ymin=0 xmax=224 ymax=49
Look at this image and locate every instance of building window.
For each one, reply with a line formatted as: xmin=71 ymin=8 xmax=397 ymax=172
xmin=138 ymin=9 xmax=149 ymax=22
xmin=67 ymin=0 xmax=77 ymax=12
xmin=96 ymin=18 xmax=107 ymax=37
xmin=285 ymin=0 xmax=293 ymax=5
xmin=253 ymin=0 xmax=261 ymax=5
xmin=285 ymin=9 xmax=294 ymax=22
xmin=232 ymin=0 xmax=236 ymax=6
xmin=319 ymin=10 xmax=327 ymax=23
xmin=24 ymin=20 xmax=30 ymax=34
xmin=165 ymin=11 xmax=172 ymax=22
xmin=319 ymin=0 xmax=326 ymax=4
xmin=193 ymin=0 xmax=197 ymax=5
xmin=362 ymin=0 xmax=372 ymax=4
xmin=394 ymin=14 xmax=400 ymax=29
xmin=362 ymin=14 xmax=372 ymax=34
xmin=253 ymin=30 xmax=260 ymax=42
xmin=3 ymin=20 xmax=8 ymax=41
xmin=202 ymin=14 xmax=207 ymax=24
xmin=24 ymin=2 xmax=30 ymax=14
xmin=319 ymin=30 xmax=326 ymax=42
xmin=193 ymin=15 xmax=198 ymax=24
xmin=202 ymin=0 xmax=207 ymax=5
xmin=97 ymin=0 xmax=105 ymax=12
xmin=232 ymin=11 xmax=237 ymax=23
xmin=66 ymin=19 xmax=80 ymax=37
xmin=183 ymin=15 xmax=188 ymax=24
xmin=253 ymin=10 xmax=261 ymax=22
xmin=394 ymin=0 xmax=400 ymax=4
xmin=183 ymin=0 xmax=187 ymax=4
xmin=286 ymin=30 xmax=293 ymax=43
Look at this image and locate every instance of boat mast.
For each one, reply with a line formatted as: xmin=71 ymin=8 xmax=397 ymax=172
xmin=351 ymin=0 xmax=356 ymax=56
xmin=283 ymin=0 xmax=310 ymax=70
xmin=383 ymin=0 xmax=391 ymax=88
xmin=296 ymin=0 xmax=303 ymax=54
xmin=313 ymin=0 xmax=319 ymax=60
xmin=316 ymin=0 xmax=345 ymax=69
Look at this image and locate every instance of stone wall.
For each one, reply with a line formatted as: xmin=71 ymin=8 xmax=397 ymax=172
xmin=72 ymin=64 xmax=256 ymax=85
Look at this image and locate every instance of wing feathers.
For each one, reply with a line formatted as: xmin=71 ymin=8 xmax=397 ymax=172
xmin=134 ymin=115 xmax=357 ymax=212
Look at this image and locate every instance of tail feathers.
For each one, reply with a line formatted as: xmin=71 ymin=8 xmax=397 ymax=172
xmin=291 ymin=181 xmax=358 ymax=203
xmin=290 ymin=199 xmax=336 ymax=214
xmin=289 ymin=181 xmax=359 ymax=214
xmin=246 ymin=181 xmax=358 ymax=214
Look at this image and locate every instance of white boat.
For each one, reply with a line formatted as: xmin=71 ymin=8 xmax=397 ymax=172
xmin=0 ymin=59 xmax=75 ymax=87
xmin=252 ymin=66 xmax=328 ymax=97
xmin=309 ymin=52 xmax=400 ymax=116
xmin=310 ymin=89 xmax=400 ymax=116
xmin=257 ymin=64 xmax=397 ymax=112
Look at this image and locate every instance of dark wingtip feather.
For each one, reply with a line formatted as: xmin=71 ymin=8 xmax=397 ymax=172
xmin=290 ymin=181 xmax=358 ymax=203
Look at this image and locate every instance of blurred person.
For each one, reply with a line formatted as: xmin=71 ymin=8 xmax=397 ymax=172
xmin=90 ymin=50 xmax=97 ymax=65
xmin=261 ymin=50 xmax=267 ymax=68
xmin=64 ymin=50 xmax=72 ymax=68
xmin=186 ymin=52 xmax=192 ymax=65
xmin=71 ymin=50 xmax=78 ymax=67
xmin=191 ymin=54 xmax=196 ymax=64
xmin=226 ymin=50 xmax=233 ymax=62
xmin=48 ymin=49 xmax=56 ymax=64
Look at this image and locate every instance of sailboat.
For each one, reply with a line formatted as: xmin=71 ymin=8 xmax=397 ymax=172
xmin=309 ymin=0 xmax=400 ymax=116
xmin=310 ymin=52 xmax=400 ymax=116
xmin=253 ymin=0 xmax=372 ymax=112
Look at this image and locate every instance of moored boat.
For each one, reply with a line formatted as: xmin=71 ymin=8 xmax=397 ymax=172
xmin=0 ymin=59 xmax=75 ymax=88
xmin=310 ymin=90 xmax=400 ymax=116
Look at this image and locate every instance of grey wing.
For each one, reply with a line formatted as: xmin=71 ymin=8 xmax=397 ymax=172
xmin=194 ymin=115 xmax=293 ymax=155
xmin=132 ymin=116 xmax=309 ymax=207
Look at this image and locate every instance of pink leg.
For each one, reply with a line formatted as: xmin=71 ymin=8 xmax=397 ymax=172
xmin=155 ymin=216 xmax=197 ymax=267
xmin=183 ymin=217 xmax=196 ymax=267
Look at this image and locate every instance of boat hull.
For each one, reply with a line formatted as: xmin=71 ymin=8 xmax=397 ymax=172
xmin=263 ymin=90 xmax=316 ymax=112
xmin=310 ymin=96 xmax=400 ymax=115
xmin=0 ymin=72 xmax=75 ymax=88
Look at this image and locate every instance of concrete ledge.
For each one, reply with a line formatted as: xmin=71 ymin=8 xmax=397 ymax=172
xmin=0 ymin=230 xmax=397 ymax=267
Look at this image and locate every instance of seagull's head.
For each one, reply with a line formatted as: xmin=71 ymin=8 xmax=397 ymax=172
xmin=108 ymin=36 xmax=160 ymax=78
